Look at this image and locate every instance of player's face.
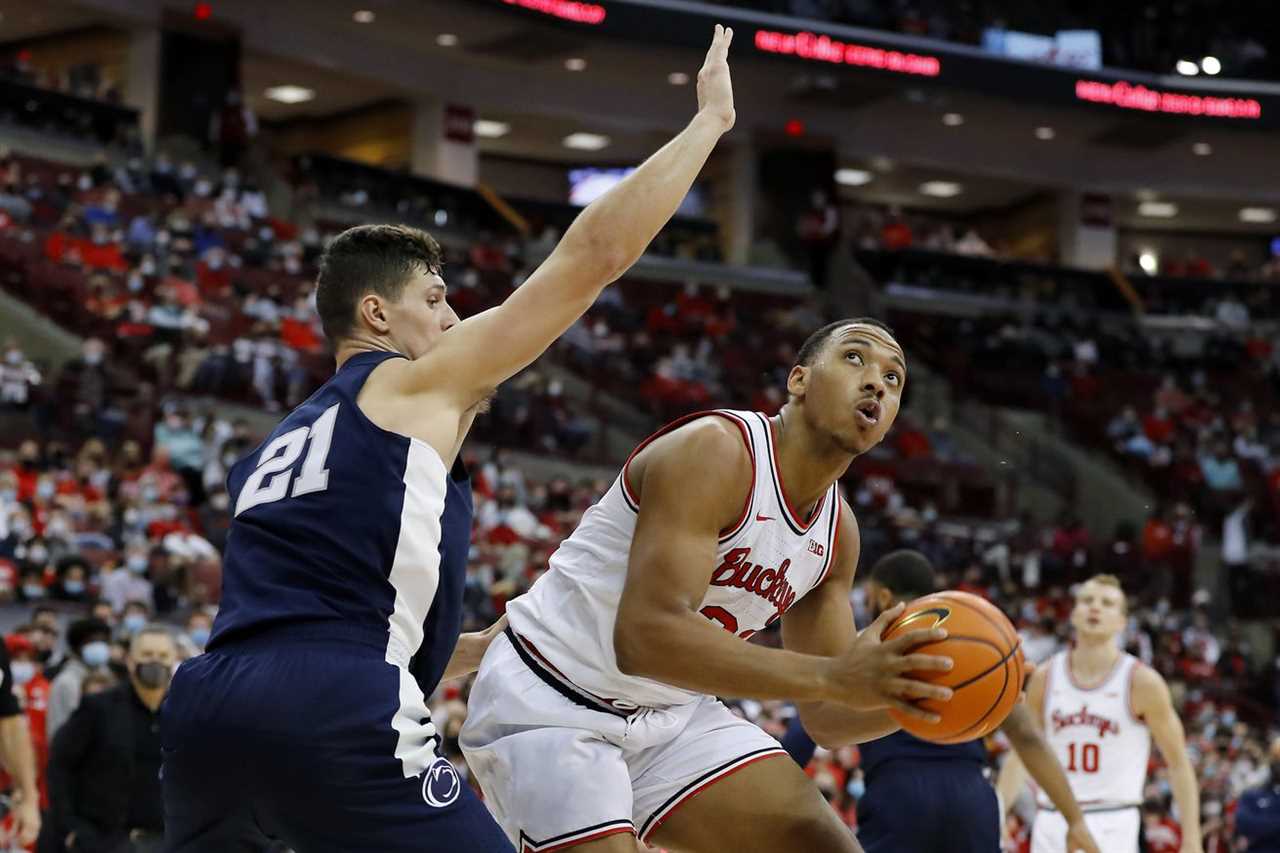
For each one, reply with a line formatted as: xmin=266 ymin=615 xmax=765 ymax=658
xmin=386 ymin=271 xmax=459 ymax=359
xmin=1070 ymin=581 xmax=1127 ymax=640
xmin=790 ymin=324 xmax=906 ymax=455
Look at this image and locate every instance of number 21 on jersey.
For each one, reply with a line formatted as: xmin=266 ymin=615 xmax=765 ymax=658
xmin=235 ymin=403 xmax=339 ymax=516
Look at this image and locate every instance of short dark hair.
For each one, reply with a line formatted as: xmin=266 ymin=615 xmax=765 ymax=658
xmin=67 ymin=617 xmax=111 ymax=653
xmin=315 ymin=224 xmax=444 ymax=341
xmin=869 ymin=549 xmax=936 ymax=600
xmin=796 ymin=317 xmax=896 ymax=366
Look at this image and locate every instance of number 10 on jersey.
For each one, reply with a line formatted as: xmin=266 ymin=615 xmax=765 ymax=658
xmin=1066 ymin=742 xmax=1099 ymax=773
xmin=235 ymin=404 xmax=339 ymax=516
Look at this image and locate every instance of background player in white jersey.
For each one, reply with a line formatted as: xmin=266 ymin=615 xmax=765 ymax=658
xmin=462 ymin=318 xmax=957 ymax=853
xmin=997 ymin=575 xmax=1202 ymax=853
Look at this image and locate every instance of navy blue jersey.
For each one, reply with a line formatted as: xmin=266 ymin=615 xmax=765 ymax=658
xmin=208 ymin=350 xmax=472 ymax=693
xmin=858 ymin=729 xmax=987 ymax=780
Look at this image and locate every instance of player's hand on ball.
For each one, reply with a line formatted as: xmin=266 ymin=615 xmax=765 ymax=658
xmin=828 ymin=602 xmax=954 ymax=721
xmin=1065 ymin=818 xmax=1101 ymax=853
xmin=697 ymin=24 xmax=735 ymax=131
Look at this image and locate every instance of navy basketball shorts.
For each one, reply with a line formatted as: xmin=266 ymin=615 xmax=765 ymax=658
xmin=856 ymin=761 xmax=1000 ymax=853
xmin=160 ymin=633 xmax=513 ymax=853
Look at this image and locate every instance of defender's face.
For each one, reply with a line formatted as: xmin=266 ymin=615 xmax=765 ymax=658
xmin=385 ymin=271 xmax=459 ymax=360
xmin=1071 ymin=581 xmax=1127 ymax=640
xmin=791 ymin=324 xmax=906 ymax=455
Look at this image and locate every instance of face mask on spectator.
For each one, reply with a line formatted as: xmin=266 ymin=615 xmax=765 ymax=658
xmin=1 ymin=488 xmax=16 ymax=504
xmin=22 ymin=584 xmax=44 ymax=599
xmin=5 ymin=350 xmax=20 ymax=365
xmin=36 ymin=480 xmax=55 ymax=501
xmin=63 ymin=579 xmax=85 ymax=595
xmin=209 ymin=493 xmax=229 ymax=512
xmin=83 ymin=350 xmax=102 ymax=366
xmin=124 ymin=614 xmax=146 ymax=634
xmin=127 ymin=555 xmax=149 ymax=574
xmin=189 ymin=627 xmax=210 ymax=648
xmin=142 ymin=486 xmax=158 ymax=503
xmin=81 ymin=641 xmax=110 ymax=668
xmin=135 ymin=661 xmax=171 ymax=690
xmin=847 ymin=777 xmax=866 ymax=800
xmin=128 ymin=273 xmax=144 ymax=292
xmin=10 ymin=661 xmax=35 ymax=686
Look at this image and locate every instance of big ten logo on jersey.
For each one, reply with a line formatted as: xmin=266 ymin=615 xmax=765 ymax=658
xmin=699 ymin=547 xmax=799 ymax=639
xmin=235 ymin=404 xmax=340 ymax=516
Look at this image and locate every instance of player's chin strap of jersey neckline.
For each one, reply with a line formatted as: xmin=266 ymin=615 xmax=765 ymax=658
xmin=505 ymin=628 xmax=642 ymax=719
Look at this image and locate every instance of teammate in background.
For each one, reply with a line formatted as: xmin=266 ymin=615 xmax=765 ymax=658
xmin=160 ymin=26 xmax=741 ymax=853
xmin=462 ymin=317 xmax=956 ymax=853
xmin=997 ymin=575 xmax=1203 ymax=853
xmin=851 ymin=550 xmax=1100 ymax=853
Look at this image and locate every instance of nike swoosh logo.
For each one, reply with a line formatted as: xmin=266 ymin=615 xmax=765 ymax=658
xmin=756 ymin=514 xmax=775 ymax=522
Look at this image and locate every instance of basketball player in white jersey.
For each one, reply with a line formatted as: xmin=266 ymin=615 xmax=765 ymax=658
xmin=997 ymin=575 xmax=1203 ymax=853
xmin=462 ymin=318 xmax=957 ymax=853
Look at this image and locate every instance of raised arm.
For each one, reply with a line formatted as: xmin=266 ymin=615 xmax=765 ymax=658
xmin=613 ymin=421 xmax=952 ymax=709
xmin=409 ymin=27 xmax=736 ymax=404
xmin=779 ymin=500 xmax=944 ymax=745
xmin=1133 ymin=665 xmax=1202 ymax=853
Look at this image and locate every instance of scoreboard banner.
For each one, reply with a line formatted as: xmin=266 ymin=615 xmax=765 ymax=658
xmin=490 ymin=0 xmax=1280 ymax=128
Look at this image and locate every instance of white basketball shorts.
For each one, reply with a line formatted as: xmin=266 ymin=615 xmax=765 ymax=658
xmin=1031 ymin=806 xmax=1140 ymax=853
xmin=460 ymin=630 xmax=788 ymax=851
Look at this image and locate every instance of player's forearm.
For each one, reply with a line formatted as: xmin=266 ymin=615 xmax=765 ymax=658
xmin=1168 ymin=758 xmax=1202 ymax=844
xmin=793 ymin=702 xmax=898 ymax=748
xmin=615 ymin=608 xmax=835 ymax=702
xmin=1013 ymin=735 xmax=1085 ymax=824
xmin=0 ymin=716 xmax=37 ymax=803
xmin=440 ymin=616 xmax=507 ymax=683
xmin=555 ymin=111 xmax=727 ymax=282
xmin=995 ymin=752 xmax=1029 ymax=817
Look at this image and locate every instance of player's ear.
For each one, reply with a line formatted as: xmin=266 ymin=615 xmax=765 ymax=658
xmin=358 ymin=293 xmax=390 ymax=334
xmin=786 ymin=364 xmax=808 ymax=398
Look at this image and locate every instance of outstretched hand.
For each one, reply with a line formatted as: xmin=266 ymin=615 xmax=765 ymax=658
xmin=697 ymin=24 xmax=736 ymax=131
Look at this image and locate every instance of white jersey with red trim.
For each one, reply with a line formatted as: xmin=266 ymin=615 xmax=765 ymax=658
xmin=1038 ymin=650 xmax=1150 ymax=810
xmin=505 ymin=409 xmax=841 ymax=709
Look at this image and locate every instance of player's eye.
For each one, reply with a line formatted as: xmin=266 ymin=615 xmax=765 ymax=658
xmin=885 ymin=372 xmax=899 ymax=385
xmin=845 ymin=351 xmax=863 ymax=364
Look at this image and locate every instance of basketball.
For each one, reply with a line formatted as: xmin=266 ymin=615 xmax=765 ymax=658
xmin=882 ymin=591 xmax=1025 ymax=744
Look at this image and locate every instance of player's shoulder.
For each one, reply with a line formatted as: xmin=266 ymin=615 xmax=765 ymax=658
xmin=1127 ymin=657 xmax=1168 ymax=698
xmin=647 ymin=414 xmax=753 ymax=470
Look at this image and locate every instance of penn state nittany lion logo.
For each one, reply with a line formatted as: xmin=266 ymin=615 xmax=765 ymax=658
xmin=422 ymin=756 xmax=461 ymax=808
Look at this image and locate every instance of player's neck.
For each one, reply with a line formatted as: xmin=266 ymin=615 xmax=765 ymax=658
xmin=771 ymin=410 xmax=852 ymax=518
xmin=334 ymin=337 xmax=402 ymax=370
xmin=1071 ymin=636 xmax=1121 ymax=679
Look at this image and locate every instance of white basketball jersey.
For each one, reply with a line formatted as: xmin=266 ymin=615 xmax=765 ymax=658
xmin=1039 ymin=650 xmax=1151 ymax=810
xmin=506 ymin=409 xmax=841 ymax=709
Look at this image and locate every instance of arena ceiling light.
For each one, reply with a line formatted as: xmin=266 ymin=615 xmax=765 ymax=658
xmin=436 ymin=33 xmax=459 ymax=47
xmin=1239 ymin=207 xmax=1277 ymax=223
xmin=1175 ymin=59 xmax=1199 ymax=75
xmin=667 ymin=72 xmax=690 ymax=86
xmin=1034 ymin=126 xmax=1055 ymax=140
xmin=264 ymin=85 xmax=315 ymax=104
xmin=564 ymin=57 xmax=588 ymax=71
xmin=1138 ymin=201 xmax=1178 ymax=218
xmin=1201 ymin=56 xmax=1222 ymax=75
xmin=919 ymin=181 xmax=962 ymax=198
xmin=352 ymin=10 xmax=375 ymax=23
xmin=835 ymin=168 xmax=872 ymax=186
xmin=473 ymin=120 xmax=510 ymax=139
xmin=1138 ymin=251 xmax=1158 ymax=274
xmin=1192 ymin=142 xmax=1212 ymax=156
xmin=563 ymin=132 xmax=610 ymax=151
xmin=942 ymin=112 xmax=964 ymax=126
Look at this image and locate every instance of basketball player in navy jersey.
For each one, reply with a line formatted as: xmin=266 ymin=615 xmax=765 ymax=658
xmin=159 ymin=26 xmax=740 ymax=853
xmin=850 ymin=551 xmax=1100 ymax=853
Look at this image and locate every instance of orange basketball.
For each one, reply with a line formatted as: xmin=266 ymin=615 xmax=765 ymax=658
xmin=882 ymin=590 xmax=1025 ymax=744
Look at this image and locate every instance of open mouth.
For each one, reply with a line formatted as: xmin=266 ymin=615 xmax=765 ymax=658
xmin=855 ymin=399 xmax=881 ymax=426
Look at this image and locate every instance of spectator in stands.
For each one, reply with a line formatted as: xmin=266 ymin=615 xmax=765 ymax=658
xmin=101 ymin=548 xmax=153 ymax=615
xmin=0 ymin=340 xmax=40 ymax=409
xmin=1200 ymin=441 xmax=1243 ymax=493
xmin=47 ymin=618 xmax=112 ymax=742
xmin=7 ymin=631 xmax=51 ymax=808
xmin=794 ymin=188 xmax=837 ymax=289
xmin=0 ymin=623 xmax=40 ymax=846
xmin=46 ymin=625 xmax=176 ymax=853
xmin=1236 ymin=737 xmax=1280 ymax=852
